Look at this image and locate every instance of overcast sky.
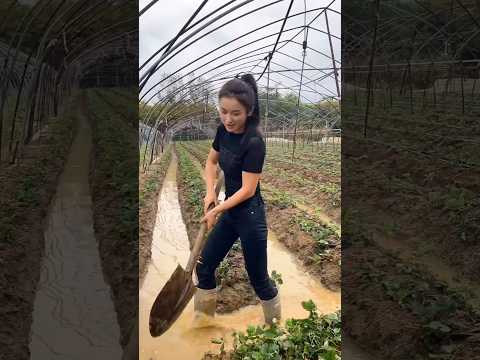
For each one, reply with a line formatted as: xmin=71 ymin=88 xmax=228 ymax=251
xmin=139 ymin=0 xmax=341 ymax=105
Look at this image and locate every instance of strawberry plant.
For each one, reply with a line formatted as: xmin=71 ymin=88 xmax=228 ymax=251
xmin=139 ymin=147 xmax=171 ymax=207
xmin=291 ymin=214 xmax=339 ymax=253
xmin=205 ymin=301 xmax=341 ymax=360
xmin=176 ymin=144 xmax=206 ymax=218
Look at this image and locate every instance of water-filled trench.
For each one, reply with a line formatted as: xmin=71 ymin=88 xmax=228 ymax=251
xmin=139 ymin=154 xmax=342 ymax=359
xmin=29 ymin=108 xmax=122 ymax=359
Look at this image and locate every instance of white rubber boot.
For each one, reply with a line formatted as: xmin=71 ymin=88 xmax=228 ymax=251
xmin=193 ymin=287 xmax=217 ymax=326
xmin=261 ymin=293 xmax=281 ymax=326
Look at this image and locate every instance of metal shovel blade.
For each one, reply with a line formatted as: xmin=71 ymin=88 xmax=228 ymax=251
xmin=149 ymin=264 xmax=196 ymax=337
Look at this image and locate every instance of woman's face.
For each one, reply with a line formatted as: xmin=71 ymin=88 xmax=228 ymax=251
xmin=218 ymin=96 xmax=248 ymax=134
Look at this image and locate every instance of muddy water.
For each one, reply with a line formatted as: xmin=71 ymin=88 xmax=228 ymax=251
xmin=29 ymin=109 xmax=122 ymax=359
xmin=140 ymin=156 xmax=340 ymax=360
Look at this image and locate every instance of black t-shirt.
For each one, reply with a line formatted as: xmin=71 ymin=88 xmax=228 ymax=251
xmin=212 ymin=125 xmax=265 ymax=200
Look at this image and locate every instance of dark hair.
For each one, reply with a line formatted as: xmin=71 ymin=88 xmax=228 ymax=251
xmin=218 ymin=73 xmax=262 ymax=148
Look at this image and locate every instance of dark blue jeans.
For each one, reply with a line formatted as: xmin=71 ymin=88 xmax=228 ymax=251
xmin=195 ymin=196 xmax=278 ymax=301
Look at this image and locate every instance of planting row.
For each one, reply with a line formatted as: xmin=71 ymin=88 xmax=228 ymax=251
xmin=189 ymin=139 xmax=340 ymax=179
xmin=0 ymin=95 xmax=77 ymax=359
xmin=204 ymin=301 xmax=341 ymax=360
xmin=344 ymin=231 xmax=480 ymax=359
xmin=342 ymin=95 xmax=480 ymax=167
xmin=343 ymin=134 xmax=479 ymax=290
xmin=182 ymin=140 xmax=341 ymax=222
xmin=86 ymin=88 xmax=138 ymax=348
xmin=180 ymin=139 xmax=341 ymax=230
xmin=342 ymin=93 xmax=480 ymax=358
xmin=139 ymin=146 xmax=172 ymax=281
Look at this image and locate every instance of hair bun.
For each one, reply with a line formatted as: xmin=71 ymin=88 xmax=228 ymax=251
xmin=240 ymin=74 xmax=258 ymax=94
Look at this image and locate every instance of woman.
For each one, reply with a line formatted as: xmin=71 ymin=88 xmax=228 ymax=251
xmin=193 ymin=74 xmax=281 ymax=326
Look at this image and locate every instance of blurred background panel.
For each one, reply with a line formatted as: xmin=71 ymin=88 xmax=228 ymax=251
xmin=0 ymin=1 xmax=138 ymax=359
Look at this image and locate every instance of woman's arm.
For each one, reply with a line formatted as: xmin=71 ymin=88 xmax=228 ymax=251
xmin=202 ymin=171 xmax=260 ymax=229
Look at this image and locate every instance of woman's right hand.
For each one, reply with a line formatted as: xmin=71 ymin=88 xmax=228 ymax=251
xmin=204 ymin=192 xmax=218 ymax=215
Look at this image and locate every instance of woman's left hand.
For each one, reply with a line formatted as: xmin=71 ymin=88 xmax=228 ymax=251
xmin=201 ymin=208 xmax=219 ymax=230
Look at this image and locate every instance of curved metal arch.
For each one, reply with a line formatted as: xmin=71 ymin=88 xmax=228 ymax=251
xmin=141 ymin=6 xmax=329 ymax=91
xmin=140 ymin=26 xmax=306 ymax=101
xmin=142 ymin=34 xmax=341 ymax=104
xmin=140 ymin=0 xmax=287 ymax=85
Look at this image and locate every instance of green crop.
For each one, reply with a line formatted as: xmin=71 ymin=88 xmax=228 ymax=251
xmin=206 ymin=301 xmax=341 ymax=360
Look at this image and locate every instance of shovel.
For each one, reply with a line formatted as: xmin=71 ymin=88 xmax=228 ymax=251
xmin=149 ymin=172 xmax=225 ymax=337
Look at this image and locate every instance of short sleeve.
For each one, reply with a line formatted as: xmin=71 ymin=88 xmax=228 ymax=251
xmin=242 ymin=137 xmax=266 ymax=173
xmin=212 ymin=125 xmax=223 ymax=151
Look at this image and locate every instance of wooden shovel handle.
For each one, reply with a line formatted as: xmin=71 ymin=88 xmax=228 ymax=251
xmin=185 ymin=172 xmax=225 ymax=274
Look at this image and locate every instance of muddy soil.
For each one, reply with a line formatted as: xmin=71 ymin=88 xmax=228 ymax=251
xmin=341 ymin=335 xmax=375 ymax=360
xmin=344 ymin=138 xmax=480 ymax=292
xmin=343 ymin=236 xmax=480 ymax=359
xmin=0 ymin=108 xmax=76 ymax=358
xmin=261 ymin=170 xmax=341 ymax=224
xmin=344 ymin=243 xmax=426 ymax=359
xmin=265 ymin=205 xmax=341 ymax=291
xmin=215 ymin=241 xmax=259 ymax=313
xmin=139 ymin=148 xmax=172 ymax=283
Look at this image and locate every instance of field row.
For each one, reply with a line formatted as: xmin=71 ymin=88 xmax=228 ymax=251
xmin=86 ymin=89 xmax=138 ymax=347
xmin=139 ymin=146 xmax=172 ymax=281
xmin=342 ymin=93 xmax=480 ymax=358
xmin=344 ymin=233 xmax=479 ymax=359
xmin=181 ymin=140 xmax=341 ymax=223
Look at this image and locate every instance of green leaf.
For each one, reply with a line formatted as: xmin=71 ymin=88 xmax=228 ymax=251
xmin=302 ymin=300 xmax=316 ymax=312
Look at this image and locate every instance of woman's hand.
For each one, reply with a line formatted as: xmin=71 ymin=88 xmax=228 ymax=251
xmin=203 ymin=192 xmax=218 ymax=215
xmin=201 ymin=208 xmax=219 ymax=231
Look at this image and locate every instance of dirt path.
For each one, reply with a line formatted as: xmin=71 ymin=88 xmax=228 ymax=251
xmin=28 ymin=106 xmax=122 ymax=359
xmin=139 ymin=154 xmax=340 ymax=359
